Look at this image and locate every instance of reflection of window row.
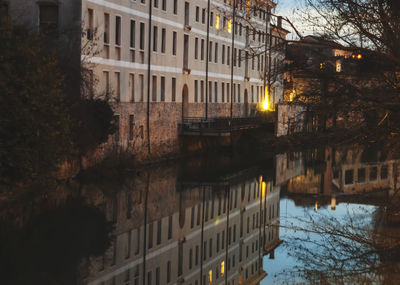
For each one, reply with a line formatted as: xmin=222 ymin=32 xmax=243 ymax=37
xmin=333 ymin=160 xmax=398 ymax=192
xmin=85 ymin=180 xmax=281 ymax=285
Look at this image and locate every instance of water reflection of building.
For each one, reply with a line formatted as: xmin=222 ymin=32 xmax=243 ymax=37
xmin=275 ymin=147 xmax=400 ymax=209
xmin=80 ymin=166 xmax=281 ymax=285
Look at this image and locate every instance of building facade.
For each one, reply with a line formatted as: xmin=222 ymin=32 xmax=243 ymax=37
xmin=3 ymin=0 xmax=286 ymax=160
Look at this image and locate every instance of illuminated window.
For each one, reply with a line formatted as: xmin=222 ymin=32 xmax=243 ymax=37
xmin=228 ymin=18 xmax=232 ymax=33
xmin=216 ymin=13 xmax=220 ymax=29
xmin=336 ymin=60 xmax=341 ymax=72
xmin=221 ymin=261 xmax=225 ymax=276
xmin=209 ymin=270 xmax=212 ymax=284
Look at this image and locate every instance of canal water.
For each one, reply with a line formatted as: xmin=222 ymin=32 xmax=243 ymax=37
xmin=1 ymin=146 xmax=399 ymax=285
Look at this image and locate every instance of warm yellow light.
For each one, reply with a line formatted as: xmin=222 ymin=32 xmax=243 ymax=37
xmin=352 ymin=54 xmax=356 ymax=59
xmin=221 ymin=261 xmax=225 ymax=276
xmin=228 ymin=19 xmax=232 ymax=33
xmin=357 ymin=54 xmax=362 ymax=59
xmin=315 ymin=201 xmax=319 ymax=211
xmin=262 ymin=182 xmax=266 ymax=197
xmin=260 ymin=87 xmax=274 ymax=111
xmin=216 ymin=13 xmax=220 ymax=29
xmin=209 ymin=269 xmax=213 ymax=284
xmin=331 ymin=196 xmax=336 ymax=210
xmin=289 ymin=89 xmax=296 ymax=102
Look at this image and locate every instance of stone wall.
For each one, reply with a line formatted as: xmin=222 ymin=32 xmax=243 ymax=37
xmin=105 ymin=101 xmax=259 ymax=162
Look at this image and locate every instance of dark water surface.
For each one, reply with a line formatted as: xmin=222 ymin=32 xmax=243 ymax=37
xmin=1 ymin=146 xmax=399 ymax=285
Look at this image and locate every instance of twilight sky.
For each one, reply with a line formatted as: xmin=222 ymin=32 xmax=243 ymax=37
xmin=275 ymin=0 xmax=318 ymax=39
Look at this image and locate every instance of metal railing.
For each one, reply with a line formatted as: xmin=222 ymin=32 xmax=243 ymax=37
xmin=179 ymin=116 xmax=271 ymax=134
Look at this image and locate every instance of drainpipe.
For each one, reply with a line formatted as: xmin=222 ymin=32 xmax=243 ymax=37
xmin=263 ymin=9 xmax=270 ymax=104
xmin=205 ymin=0 xmax=211 ymax=120
xmin=230 ymin=0 xmax=236 ymax=119
xmin=146 ymin=0 xmax=153 ymax=155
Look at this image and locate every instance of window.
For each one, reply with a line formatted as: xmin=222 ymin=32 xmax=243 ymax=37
xmin=209 ymin=41 xmax=212 ymax=62
xmin=129 ymin=115 xmax=134 ymax=140
xmin=139 ymin=74 xmax=144 ymax=102
xmin=195 ymin=80 xmax=199 ymax=102
xmin=201 ymin=39 xmax=205 ymax=60
xmin=238 ymin=84 xmax=241 ymax=103
xmin=157 ymin=220 xmax=162 ymax=244
xmin=233 ymin=48 xmax=237 ymax=66
xmin=221 ymin=82 xmax=225 ymax=102
xmin=189 ymin=248 xmax=193 ymax=269
xmin=167 ymin=261 xmax=171 ymax=283
xmin=184 ymin=2 xmax=190 ymax=26
xmin=115 ymin=72 xmax=120 ymax=100
xmin=154 ymin=0 xmax=158 ymax=8
xmin=173 ymin=0 xmax=178 ymax=14
xmin=129 ymin=73 xmax=135 ymax=102
xmin=214 ymin=82 xmax=218 ymax=102
xmin=227 ymin=46 xmax=230 ymax=65
xmin=152 ymin=76 xmax=157 ymax=101
xmin=196 ymin=6 xmax=200 ymax=22
xmin=161 ymin=28 xmax=166 ymax=53
xmin=172 ymin=31 xmax=177 ymax=55
xmin=201 ymin=80 xmax=204 ymax=102
xmin=39 ymin=5 xmax=58 ymax=35
xmin=209 ymin=238 xmax=213 ymax=258
xmin=191 ymin=207 xmax=195 ymax=228
xmin=216 ymin=13 xmax=220 ymax=29
xmin=195 ymin=37 xmax=199 ymax=59
xmin=358 ymin=168 xmax=366 ymax=183
xmin=148 ymin=222 xmax=153 ymax=248
xmin=156 ymin=267 xmax=160 ymax=285
xmin=153 ymin=26 xmax=158 ymax=52
xmin=162 ymin=0 xmax=167 ymax=11
xmin=104 ymin=13 xmax=110 ymax=43
xmin=210 ymin=12 xmax=213 ymax=27
xmin=130 ymin=20 xmax=136 ymax=48
xmin=161 ymin=76 xmax=165 ymax=101
xmin=226 ymin=83 xmax=230 ymax=102
xmin=209 ymin=81 xmax=212 ymax=102
xmin=202 ymin=8 xmax=206 ymax=24
xmin=168 ymin=215 xmax=173 ymax=239
xmin=345 ymin=169 xmax=354 ymax=185
xmin=172 ymin=78 xmax=176 ymax=102
xmin=222 ymin=45 xmax=225 ymax=64
xmin=103 ymin=71 xmax=110 ymax=94
xmin=87 ymin=9 xmax=94 ymax=40
xmin=115 ymin=16 xmax=121 ymax=45
xmin=140 ymin=22 xmax=145 ymax=50
xmin=214 ymin=43 xmax=218 ymax=63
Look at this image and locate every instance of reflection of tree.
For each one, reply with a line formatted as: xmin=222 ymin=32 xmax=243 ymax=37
xmin=280 ymin=205 xmax=400 ymax=284
xmin=0 ymin=198 xmax=112 ymax=285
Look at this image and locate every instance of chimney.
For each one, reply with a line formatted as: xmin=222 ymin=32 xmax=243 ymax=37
xmin=277 ymin=16 xmax=282 ymax=28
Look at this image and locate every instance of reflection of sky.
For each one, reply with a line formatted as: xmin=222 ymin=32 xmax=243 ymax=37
xmin=261 ymin=198 xmax=377 ymax=284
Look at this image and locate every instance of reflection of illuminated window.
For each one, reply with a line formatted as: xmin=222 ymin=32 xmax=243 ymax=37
xmin=221 ymin=261 xmax=225 ymax=276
